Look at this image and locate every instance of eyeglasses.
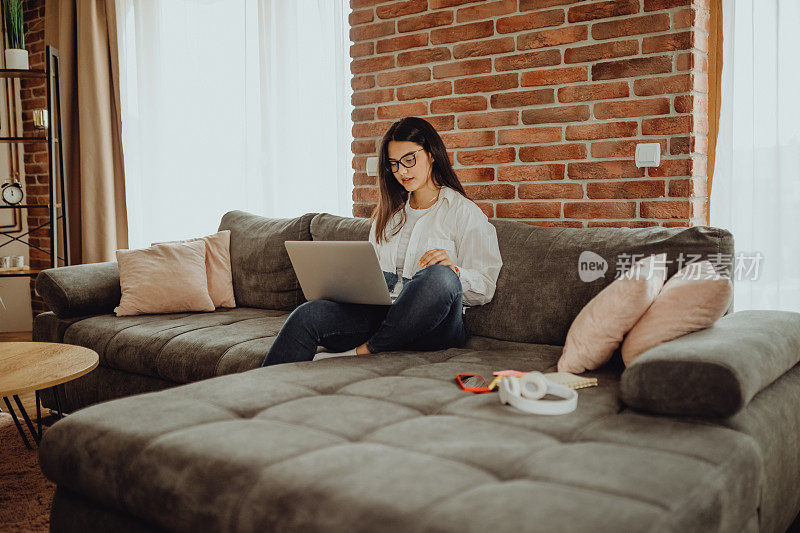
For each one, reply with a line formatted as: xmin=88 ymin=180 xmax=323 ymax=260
xmin=455 ymin=370 xmax=529 ymax=394
xmin=455 ymin=373 xmax=502 ymax=393
xmin=388 ymin=148 xmax=424 ymax=173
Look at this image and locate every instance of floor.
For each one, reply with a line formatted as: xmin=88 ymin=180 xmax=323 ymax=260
xmin=0 ymin=330 xmax=55 ymax=533
xmin=0 ymin=330 xmax=32 ymax=341
xmin=0 ymin=331 xmax=32 ymax=341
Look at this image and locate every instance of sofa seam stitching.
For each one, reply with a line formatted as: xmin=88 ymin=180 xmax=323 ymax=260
xmin=210 ymin=313 xmax=291 ymax=376
xmin=149 ymin=316 xmax=270 ymax=379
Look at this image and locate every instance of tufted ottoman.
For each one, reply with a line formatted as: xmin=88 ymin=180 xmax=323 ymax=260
xmin=38 ymin=335 xmax=771 ymax=533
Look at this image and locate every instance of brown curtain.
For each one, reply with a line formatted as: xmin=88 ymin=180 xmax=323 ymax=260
xmin=707 ymin=0 xmax=723 ymax=225
xmin=44 ymin=0 xmax=127 ymax=264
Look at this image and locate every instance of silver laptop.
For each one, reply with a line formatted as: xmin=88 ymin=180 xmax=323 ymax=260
xmin=284 ymin=241 xmax=397 ymax=305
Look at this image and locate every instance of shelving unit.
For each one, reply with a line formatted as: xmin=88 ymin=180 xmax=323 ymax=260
xmin=0 ymin=45 xmax=70 ymax=278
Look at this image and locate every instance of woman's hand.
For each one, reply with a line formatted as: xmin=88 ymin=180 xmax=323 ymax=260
xmin=418 ymin=249 xmax=460 ymax=277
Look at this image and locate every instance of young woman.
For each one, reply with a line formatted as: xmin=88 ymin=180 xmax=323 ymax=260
xmin=261 ymin=116 xmax=503 ymax=367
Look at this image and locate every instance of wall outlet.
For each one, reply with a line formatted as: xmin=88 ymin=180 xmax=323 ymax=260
xmin=366 ymin=156 xmax=379 ymax=176
xmin=635 ymin=143 xmax=661 ymax=168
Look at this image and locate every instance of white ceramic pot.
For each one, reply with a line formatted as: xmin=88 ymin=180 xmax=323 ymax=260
xmin=5 ymin=48 xmax=29 ymax=70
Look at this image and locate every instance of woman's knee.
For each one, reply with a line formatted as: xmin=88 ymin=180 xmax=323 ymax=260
xmin=415 ymin=264 xmax=462 ymax=297
xmin=282 ymin=300 xmax=336 ymax=334
xmin=290 ymin=299 xmax=337 ymax=318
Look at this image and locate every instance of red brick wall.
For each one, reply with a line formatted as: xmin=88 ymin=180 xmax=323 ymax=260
xmin=22 ymin=0 xmax=50 ymax=318
xmin=349 ymin=0 xmax=710 ymax=228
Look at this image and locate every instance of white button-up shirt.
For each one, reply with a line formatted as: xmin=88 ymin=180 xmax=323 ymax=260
xmin=369 ymin=186 xmax=503 ymax=309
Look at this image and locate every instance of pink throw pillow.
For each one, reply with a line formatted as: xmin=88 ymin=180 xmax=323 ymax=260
xmin=114 ymin=240 xmax=215 ymax=316
xmin=153 ymin=230 xmax=236 ymax=308
xmin=621 ymin=260 xmax=732 ymax=366
xmin=558 ymin=254 xmax=668 ymax=374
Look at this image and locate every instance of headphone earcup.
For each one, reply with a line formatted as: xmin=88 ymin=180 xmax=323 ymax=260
xmin=519 ymin=372 xmax=547 ymax=400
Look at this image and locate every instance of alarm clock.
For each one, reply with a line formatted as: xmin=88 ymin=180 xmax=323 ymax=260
xmin=1 ymin=181 xmax=23 ymax=205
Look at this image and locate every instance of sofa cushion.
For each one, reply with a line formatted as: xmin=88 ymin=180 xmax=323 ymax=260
xmin=114 ymin=241 xmax=216 ymax=316
xmin=218 ymin=210 xmax=317 ymax=311
xmin=58 ymin=308 xmax=290 ymax=384
xmin=39 ymin=340 xmax=763 ymax=533
xmin=154 ymin=230 xmax=236 ymax=308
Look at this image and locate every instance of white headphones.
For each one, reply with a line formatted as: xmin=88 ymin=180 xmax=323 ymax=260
xmin=499 ymin=371 xmax=578 ymax=415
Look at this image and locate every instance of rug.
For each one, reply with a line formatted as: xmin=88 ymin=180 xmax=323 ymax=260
xmin=0 ymin=413 xmax=54 ymax=532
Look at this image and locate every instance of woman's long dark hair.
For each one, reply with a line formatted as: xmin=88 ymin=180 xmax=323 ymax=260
xmin=370 ymin=117 xmax=467 ymax=245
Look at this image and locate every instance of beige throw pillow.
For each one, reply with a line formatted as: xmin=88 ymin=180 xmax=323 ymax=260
xmin=621 ymin=260 xmax=733 ymax=366
xmin=558 ymin=254 xmax=668 ymax=374
xmin=114 ymin=240 xmax=215 ymax=316
xmin=153 ymin=230 xmax=236 ymax=308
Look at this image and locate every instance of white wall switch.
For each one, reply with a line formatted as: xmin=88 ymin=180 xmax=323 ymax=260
xmin=635 ymin=143 xmax=661 ymax=168
xmin=366 ymin=156 xmax=379 ymax=176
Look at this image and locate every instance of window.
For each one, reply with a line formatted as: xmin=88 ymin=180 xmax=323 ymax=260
xmin=116 ymin=0 xmax=354 ymax=248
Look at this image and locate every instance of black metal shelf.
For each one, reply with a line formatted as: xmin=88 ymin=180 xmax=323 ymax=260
xmin=0 ymin=46 xmax=70 ymax=274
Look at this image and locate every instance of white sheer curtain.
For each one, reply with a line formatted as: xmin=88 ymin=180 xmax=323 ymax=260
xmin=711 ymin=0 xmax=800 ymax=311
xmin=116 ymin=0 xmax=353 ymax=248
xmin=259 ymin=1 xmax=354 ymax=220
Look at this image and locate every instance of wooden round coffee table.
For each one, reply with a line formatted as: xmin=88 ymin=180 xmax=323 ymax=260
xmin=0 ymin=342 xmax=98 ymax=449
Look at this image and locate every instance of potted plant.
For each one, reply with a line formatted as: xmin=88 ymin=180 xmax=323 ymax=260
xmin=3 ymin=0 xmax=26 ymax=70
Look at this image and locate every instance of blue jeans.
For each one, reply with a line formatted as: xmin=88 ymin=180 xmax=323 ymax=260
xmin=261 ymin=263 xmax=468 ymax=367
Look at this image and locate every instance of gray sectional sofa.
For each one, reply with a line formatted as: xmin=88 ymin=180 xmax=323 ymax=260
xmin=33 ymin=210 xmax=800 ymax=532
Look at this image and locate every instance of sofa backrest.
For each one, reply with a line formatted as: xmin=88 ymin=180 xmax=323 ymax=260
xmin=309 ymin=213 xmax=734 ymax=346
xmin=467 ymin=221 xmax=733 ymax=345
xmin=219 ymin=210 xmax=317 ymax=310
xmin=310 ymin=213 xmax=370 ymax=241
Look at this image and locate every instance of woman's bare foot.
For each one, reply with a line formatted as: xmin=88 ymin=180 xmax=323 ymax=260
xmin=355 ymin=342 xmax=372 ymax=355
